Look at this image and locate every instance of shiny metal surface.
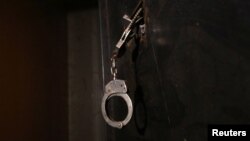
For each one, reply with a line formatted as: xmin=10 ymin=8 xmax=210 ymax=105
xmin=101 ymin=0 xmax=144 ymax=129
xmin=99 ymin=0 xmax=250 ymax=140
xmin=115 ymin=7 xmax=143 ymax=49
xmin=105 ymin=79 xmax=127 ymax=94
xmin=101 ymin=80 xmax=133 ymax=129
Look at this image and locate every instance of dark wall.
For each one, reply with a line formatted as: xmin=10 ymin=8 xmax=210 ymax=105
xmin=68 ymin=8 xmax=105 ymax=141
xmin=0 ymin=1 xmax=104 ymax=141
xmin=99 ymin=0 xmax=250 ymax=141
xmin=0 ymin=1 xmax=68 ymax=141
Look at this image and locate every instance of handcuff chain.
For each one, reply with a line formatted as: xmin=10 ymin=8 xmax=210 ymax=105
xmin=110 ymin=57 xmax=117 ymax=80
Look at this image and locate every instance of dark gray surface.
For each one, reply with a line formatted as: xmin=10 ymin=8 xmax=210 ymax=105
xmin=99 ymin=0 xmax=250 ymax=141
xmin=68 ymin=9 xmax=105 ymax=141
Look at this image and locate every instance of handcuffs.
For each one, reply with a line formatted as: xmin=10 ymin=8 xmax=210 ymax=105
xmin=101 ymin=0 xmax=145 ymax=129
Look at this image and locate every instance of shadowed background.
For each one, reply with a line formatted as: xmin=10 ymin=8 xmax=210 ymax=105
xmin=0 ymin=0 xmax=100 ymax=141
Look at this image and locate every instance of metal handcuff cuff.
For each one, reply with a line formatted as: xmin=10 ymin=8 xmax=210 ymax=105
xmin=101 ymin=0 xmax=144 ymax=129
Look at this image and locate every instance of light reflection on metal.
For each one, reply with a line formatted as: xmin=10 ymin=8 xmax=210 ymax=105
xmin=101 ymin=0 xmax=145 ymax=129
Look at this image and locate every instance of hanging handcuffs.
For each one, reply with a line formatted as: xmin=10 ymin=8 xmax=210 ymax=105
xmin=101 ymin=0 xmax=145 ymax=129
